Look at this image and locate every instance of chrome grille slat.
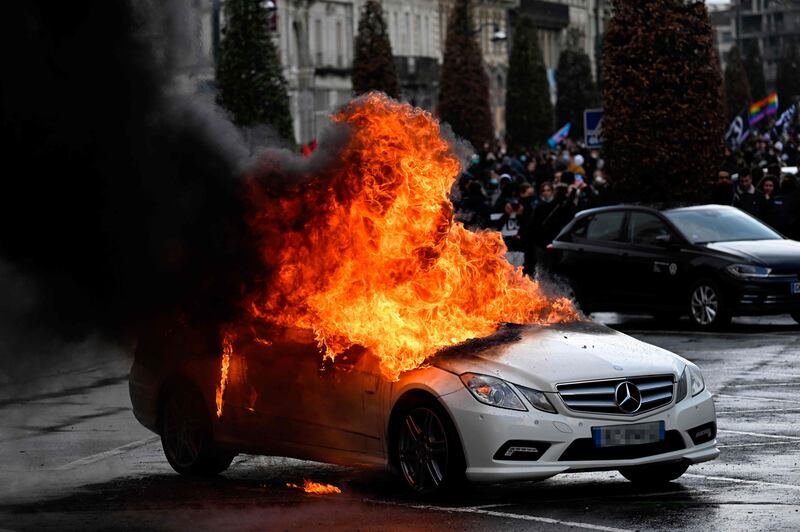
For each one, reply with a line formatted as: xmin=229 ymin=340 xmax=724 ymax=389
xmin=557 ymin=375 xmax=675 ymax=415
xmin=637 ymin=381 xmax=673 ymax=391
xmin=560 ymin=386 xmax=616 ymax=396
xmin=641 ymin=390 xmax=672 ymax=404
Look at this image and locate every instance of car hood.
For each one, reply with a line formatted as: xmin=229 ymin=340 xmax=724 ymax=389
xmin=705 ymin=239 xmax=800 ymax=268
xmin=432 ymin=321 xmax=685 ymax=392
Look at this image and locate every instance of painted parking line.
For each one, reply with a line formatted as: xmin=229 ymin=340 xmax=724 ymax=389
xmin=367 ymin=499 xmax=632 ymax=532
xmin=718 ymin=429 xmax=800 ymax=441
xmin=715 ymin=393 xmax=800 ymax=405
xmin=685 ymin=473 xmax=800 ymax=492
xmin=54 ymin=436 xmax=159 ymax=470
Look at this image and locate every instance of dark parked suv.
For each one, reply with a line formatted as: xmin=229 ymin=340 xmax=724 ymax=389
xmin=547 ymin=205 xmax=800 ymax=328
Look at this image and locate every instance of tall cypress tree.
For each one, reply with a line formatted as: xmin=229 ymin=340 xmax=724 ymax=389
xmin=556 ymin=30 xmax=599 ymax=142
xmin=724 ymin=46 xmax=751 ymax=120
xmin=603 ymin=0 xmax=725 ymax=202
xmin=743 ymin=45 xmax=767 ymax=101
xmin=438 ymin=0 xmax=493 ymax=150
xmin=776 ymin=39 xmax=800 ymax=106
xmin=216 ymin=0 xmax=294 ymax=143
xmin=352 ymin=0 xmax=399 ymax=98
xmin=506 ymin=15 xmax=553 ymax=150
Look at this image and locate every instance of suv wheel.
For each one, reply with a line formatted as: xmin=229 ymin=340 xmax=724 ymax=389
xmin=160 ymin=385 xmax=235 ymax=476
xmin=688 ymin=279 xmax=731 ymax=329
xmin=619 ymin=462 xmax=689 ymax=485
xmin=392 ymin=397 xmax=466 ymax=497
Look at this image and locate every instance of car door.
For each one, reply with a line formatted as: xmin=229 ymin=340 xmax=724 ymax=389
xmin=236 ymin=328 xmax=384 ymax=455
xmin=569 ymin=210 xmax=629 ymax=307
xmin=619 ymin=211 xmax=689 ymax=309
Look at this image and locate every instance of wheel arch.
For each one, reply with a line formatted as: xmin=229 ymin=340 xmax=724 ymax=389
xmin=386 ymin=388 xmax=465 ymax=471
xmin=155 ymin=372 xmax=208 ymax=434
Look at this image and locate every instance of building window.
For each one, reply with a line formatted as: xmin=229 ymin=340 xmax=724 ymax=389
xmin=315 ymin=19 xmax=322 ymax=66
xmin=336 ymin=20 xmax=343 ymax=67
xmin=405 ymin=12 xmax=410 ymax=55
xmin=415 ymin=14 xmax=421 ymax=55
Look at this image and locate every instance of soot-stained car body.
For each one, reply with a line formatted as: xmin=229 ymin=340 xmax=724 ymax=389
xmin=130 ymin=320 xmax=718 ymax=494
xmin=547 ymin=204 xmax=800 ymax=328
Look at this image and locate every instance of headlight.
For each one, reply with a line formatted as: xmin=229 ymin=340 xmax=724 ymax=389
xmin=517 ymin=386 xmax=557 ymax=413
xmin=676 ymin=365 xmax=705 ymax=402
xmin=726 ymin=263 xmax=771 ymax=279
xmin=460 ymin=373 xmax=526 ymax=411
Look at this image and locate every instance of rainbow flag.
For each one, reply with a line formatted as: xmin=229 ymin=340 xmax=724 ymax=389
xmin=547 ymin=122 xmax=571 ymax=148
xmin=749 ymin=92 xmax=779 ymax=125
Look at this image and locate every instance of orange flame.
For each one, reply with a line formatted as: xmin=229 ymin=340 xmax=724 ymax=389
xmin=215 ymin=331 xmax=233 ymax=418
xmin=241 ymin=93 xmax=577 ymax=380
xmin=287 ymin=480 xmax=342 ymax=495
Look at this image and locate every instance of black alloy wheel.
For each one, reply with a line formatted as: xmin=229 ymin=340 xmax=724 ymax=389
xmin=619 ymin=461 xmax=689 ymax=485
xmin=688 ymin=279 xmax=731 ymax=330
xmin=791 ymin=312 xmax=800 ymax=325
xmin=394 ymin=399 xmax=465 ymax=496
xmin=160 ymin=386 xmax=235 ymax=476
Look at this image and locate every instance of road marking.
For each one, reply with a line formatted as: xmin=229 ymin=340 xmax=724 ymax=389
xmin=685 ymin=473 xmax=800 ymax=492
xmin=718 ymin=429 xmax=800 ymax=441
xmin=724 ymin=382 xmax=800 ymax=388
xmin=715 ymin=393 xmax=800 ymax=405
xmin=367 ymin=499 xmax=632 ymax=531
xmin=719 ymin=441 xmax=799 ymax=449
xmin=717 ymin=408 xmax=800 ymax=415
xmin=54 ymin=436 xmax=159 ymax=470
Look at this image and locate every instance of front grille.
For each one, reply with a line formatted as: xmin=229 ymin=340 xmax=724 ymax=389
xmin=557 ymin=375 xmax=675 ymax=415
xmin=558 ymin=430 xmax=685 ymax=461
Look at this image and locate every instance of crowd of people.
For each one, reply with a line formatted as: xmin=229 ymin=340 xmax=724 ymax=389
xmin=452 ymin=123 xmax=800 ymax=275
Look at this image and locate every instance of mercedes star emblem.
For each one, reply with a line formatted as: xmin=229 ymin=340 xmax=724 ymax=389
xmin=614 ymin=381 xmax=642 ymax=413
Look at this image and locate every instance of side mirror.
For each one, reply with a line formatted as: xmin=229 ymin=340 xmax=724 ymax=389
xmin=655 ymin=234 xmax=679 ymax=249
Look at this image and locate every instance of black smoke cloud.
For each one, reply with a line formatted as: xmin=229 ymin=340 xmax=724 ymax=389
xmin=0 ymin=1 xmax=265 ymax=373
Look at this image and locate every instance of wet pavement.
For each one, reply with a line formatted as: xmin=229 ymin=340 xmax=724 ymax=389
xmin=1 ymin=315 xmax=799 ymax=531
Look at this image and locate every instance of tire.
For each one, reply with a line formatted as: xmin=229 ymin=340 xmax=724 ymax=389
xmin=619 ymin=461 xmax=689 ymax=485
xmin=687 ymin=278 xmax=732 ymax=330
xmin=791 ymin=312 xmax=800 ymax=325
xmin=391 ymin=396 xmax=467 ymax=497
xmin=160 ymin=385 xmax=235 ymax=476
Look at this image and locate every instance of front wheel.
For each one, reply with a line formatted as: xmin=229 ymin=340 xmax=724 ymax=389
xmin=619 ymin=461 xmax=689 ymax=485
xmin=392 ymin=398 xmax=466 ymax=497
xmin=688 ymin=279 xmax=732 ymax=330
xmin=160 ymin=385 xmax=235 ymax=476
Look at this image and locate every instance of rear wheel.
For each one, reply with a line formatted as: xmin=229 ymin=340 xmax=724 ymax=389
xmin=688 ymin=279 xmax=732 ymax=330
xmin=392 ymin=397 xmax=466 ymax=497
xmin=160 ymin=385 xmax=235 ymax=476
xmin=619 ymin=462 xmax=689 ymax=485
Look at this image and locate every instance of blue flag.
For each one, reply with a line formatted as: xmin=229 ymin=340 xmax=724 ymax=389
xmin=547 ymin=122 xmax=571 ymax=148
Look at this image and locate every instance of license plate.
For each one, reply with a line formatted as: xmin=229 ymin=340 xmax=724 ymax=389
xmin=791 ymin=282 xmax=800 ymax=294
xmin=592 ymin=421 xmax=665 ymax=448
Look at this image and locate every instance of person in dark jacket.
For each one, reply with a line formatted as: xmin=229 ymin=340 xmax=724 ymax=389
xmin=733 ymin=169 xmax=767 ymax=218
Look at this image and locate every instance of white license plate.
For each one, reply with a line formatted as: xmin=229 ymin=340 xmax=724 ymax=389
xmin=791 ymin=282 xmax=800 ymax=294
xmin=592 ymin=421 xmax=665 ymax=448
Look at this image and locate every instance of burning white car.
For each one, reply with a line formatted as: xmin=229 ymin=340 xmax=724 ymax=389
xmin=130 ymin=320 xmax=718 ymax=496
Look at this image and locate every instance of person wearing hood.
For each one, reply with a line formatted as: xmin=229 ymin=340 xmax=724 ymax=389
xmin=733 ymin=168 xmax=767 ymax=219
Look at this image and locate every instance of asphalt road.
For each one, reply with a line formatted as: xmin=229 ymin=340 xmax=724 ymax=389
xmin=1 ymin=315 xmax=799 ymax=531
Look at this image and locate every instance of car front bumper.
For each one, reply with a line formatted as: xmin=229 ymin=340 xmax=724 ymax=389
xmin=439 ymin=386 xmax=719 ymax=483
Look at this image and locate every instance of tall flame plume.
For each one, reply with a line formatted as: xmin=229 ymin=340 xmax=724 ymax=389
xmin=239 ymin=93 xmax=578 ymax=381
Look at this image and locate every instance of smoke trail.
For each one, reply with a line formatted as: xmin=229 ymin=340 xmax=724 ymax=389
xmin=0 ymin=1 xmax=264 ymax=378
